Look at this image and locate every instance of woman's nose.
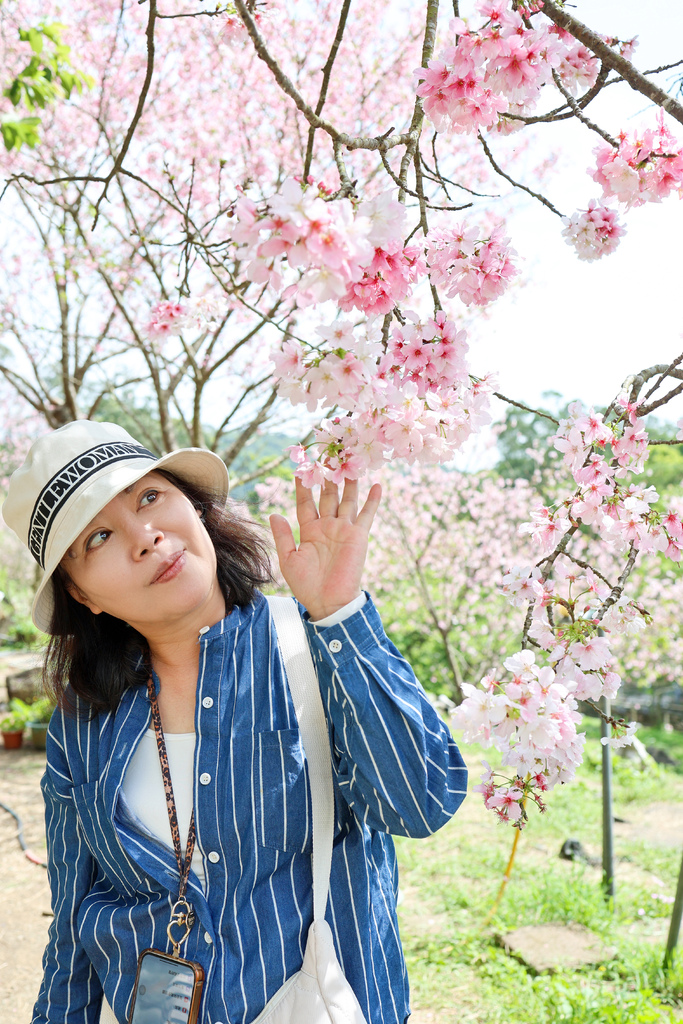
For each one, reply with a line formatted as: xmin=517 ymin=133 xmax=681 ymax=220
xmin=133 ymin=525 xmax=164 ymax=558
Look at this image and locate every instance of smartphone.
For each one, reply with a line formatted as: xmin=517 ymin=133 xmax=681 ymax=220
xmin=128 ymin=948 xmax=204 ymax=1024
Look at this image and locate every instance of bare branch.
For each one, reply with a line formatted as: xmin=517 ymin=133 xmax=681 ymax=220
xmin=92 ymin=0 xmax=158 ymax=228
xmin=230 ymin=450 xmax=292 ymax=490
xmin=221 ymin=387 xmax=279 ymax=466
xmin=493 ymin=392 xmax=560 ymax=425
xmin=564 ymin=553 xmax=614 ymax=591
xmin=550 ymin=70 xmax=618 ymax=147
xmin=477 ymin=133 xmax=564 ymax=218
xmin=641 ymin=351 xmax=683 ymax=403
xmin=596 ymin=542 xmax=639 ymax=621
xmin=233 ymin=0 xmax=416 ymax=153
xmin=541 ymin=0 xmax=683 ymax=127
xmin=303 ymin=0 xmax=353 ymax=180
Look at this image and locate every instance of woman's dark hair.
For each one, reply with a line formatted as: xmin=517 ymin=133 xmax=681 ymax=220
xmin=43 ymin=471 xmax=274 ymax=716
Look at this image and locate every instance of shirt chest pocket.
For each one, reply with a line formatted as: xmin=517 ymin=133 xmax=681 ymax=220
xmin=255 ymin=729 xmax=312 ymax=854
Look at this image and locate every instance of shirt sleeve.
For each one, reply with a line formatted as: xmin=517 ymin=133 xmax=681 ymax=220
xmin=32 ymin=723 xmax=102 ymax=1024
xmin=303 ymin=593 xmax=468 ymax=838
xmin=309 ymin=593 xmax=367 ymax=628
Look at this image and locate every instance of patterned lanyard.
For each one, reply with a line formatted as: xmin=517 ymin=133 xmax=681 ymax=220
xmin=147 ymin=677 xmax=197 ymax=957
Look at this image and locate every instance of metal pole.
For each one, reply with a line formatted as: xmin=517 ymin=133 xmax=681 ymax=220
xmin=600 ymin=695 xmax=615 ymax=902
xmin=664 ymin=847 xmax=683 ymax=969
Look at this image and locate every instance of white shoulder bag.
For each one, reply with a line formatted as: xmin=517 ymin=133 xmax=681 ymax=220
xmin=258 ymin=596 xmax=368 ymax=1024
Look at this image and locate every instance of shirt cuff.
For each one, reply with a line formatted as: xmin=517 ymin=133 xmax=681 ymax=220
xmin=309 ymin=593 xmax=367 ymax=628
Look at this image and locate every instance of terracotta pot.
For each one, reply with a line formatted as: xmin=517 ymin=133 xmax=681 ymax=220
xmin=1 ymin=730 xmax=24 ymax=750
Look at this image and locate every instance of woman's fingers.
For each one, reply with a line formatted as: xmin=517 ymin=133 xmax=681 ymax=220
xmin=269 ymin=513 xmax=296 ymax=564
xmin=294 ymin=477 xmax=320 ymax=526
xmin=356 ymin=482 xmax=382 ymax=532
xmin=318 ymin=477 xmax=340 ymax=518
xmin=337 ymin=478 xmax=359 ymax=522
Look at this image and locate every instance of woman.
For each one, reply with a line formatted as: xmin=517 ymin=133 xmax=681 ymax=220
xmin=3 ymin=420 xmax=467 ymax=1024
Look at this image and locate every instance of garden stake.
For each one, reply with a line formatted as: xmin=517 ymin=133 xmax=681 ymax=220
xmin=664 ymin=846 xmax=683 ymax=969
xmin=482 ymin=804 xmax=525 ymax=927
xmin=600 ymin=696 xmax=615 ymax=902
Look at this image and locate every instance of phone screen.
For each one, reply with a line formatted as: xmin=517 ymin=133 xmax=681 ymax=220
xmin=130 ymin=951 xmax=198 ymax=1024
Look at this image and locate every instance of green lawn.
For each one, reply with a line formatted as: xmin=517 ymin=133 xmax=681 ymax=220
xmin=395 ymin=725 xmax=683 ymax=1024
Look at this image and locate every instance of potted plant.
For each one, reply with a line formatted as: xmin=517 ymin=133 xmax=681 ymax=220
xmin=26 ymin=696 xmax=56 ymax=750
xmin=0 ymin=699 xmax=31 ymax=750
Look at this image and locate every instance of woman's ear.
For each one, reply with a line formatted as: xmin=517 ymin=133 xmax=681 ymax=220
xmin=63 ymin=575 xmax=103 ymax=616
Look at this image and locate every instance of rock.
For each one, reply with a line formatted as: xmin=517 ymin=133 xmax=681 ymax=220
xmin=500 ymin=923 xmax=616 ymax=973
xmin=559 ymin=838 xmax=600 ymax=868
xmin=6 ymin=666 xmax=44 ymax=704
xmin=646 ymin=746 xmax=677 ymax=767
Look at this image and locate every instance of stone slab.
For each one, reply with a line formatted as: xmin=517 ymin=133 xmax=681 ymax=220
xmin=500 ymin=923 xmax=616 ymax=973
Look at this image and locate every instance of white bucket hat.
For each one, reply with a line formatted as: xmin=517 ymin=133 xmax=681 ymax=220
xmin=2 ymin=420 xmax=229 ymax=634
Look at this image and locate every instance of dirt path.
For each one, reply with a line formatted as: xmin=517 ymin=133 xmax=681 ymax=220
xmin=0 ymin=747 xmax=51 ymax=1021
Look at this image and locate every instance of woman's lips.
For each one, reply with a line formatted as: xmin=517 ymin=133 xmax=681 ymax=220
xmin=150 ymin=551 xmax=186 ymax=584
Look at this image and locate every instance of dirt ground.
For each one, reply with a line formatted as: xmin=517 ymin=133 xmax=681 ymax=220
xmin=0 ymin=747 xmax=52 ymax=1021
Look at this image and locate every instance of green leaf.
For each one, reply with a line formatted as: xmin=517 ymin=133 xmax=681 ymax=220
xmin=27 ymin=27 xmax=44 ymax=54
xmin=1 ymin=116 xmax=42 ymax=151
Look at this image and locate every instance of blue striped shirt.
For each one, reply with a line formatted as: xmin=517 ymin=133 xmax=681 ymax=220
xmin=33 ymin=593 xmax=467 ymax=1024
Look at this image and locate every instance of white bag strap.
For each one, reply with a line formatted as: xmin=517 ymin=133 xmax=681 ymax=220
xmin=266 ymin=596 xmax=334 ymax=923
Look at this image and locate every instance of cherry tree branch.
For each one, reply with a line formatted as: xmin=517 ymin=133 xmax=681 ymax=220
xmin=641 ymin=351 xmax=683 ymax=403
xmin=595 ymin=542 xmax=639 ymax=622
xmin=233 ymin=0 xmax=416 ymax=153
xmin=550 ymin=70 xmax=618 ymax=147
xmin=564 ymin=553 xmax=614 ymax=591
xmin=541 ymin=0 xmax=683 ymax=127
xmin=92 ymin=0 xmax=158 ymax=228
xmin=477 ymin=133 xmax=564 ymax=217
xmin=303 ymin=0 xmax=352 ymax=180
xmin=493 ymin=392 xmax=560 ymax=425
xmin=504 ymin=62 xmax=609 ymax=126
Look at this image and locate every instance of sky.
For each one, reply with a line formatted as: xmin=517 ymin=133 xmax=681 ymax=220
xmin=466 ymin=0 xmax=683 ymax=426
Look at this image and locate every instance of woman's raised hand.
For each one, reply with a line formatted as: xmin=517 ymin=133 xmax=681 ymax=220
xmin=269 ymin=477 xmax=382 ymax=621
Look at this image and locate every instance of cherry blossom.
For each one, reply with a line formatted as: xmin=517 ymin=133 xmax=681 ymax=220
xmin=561 ymin=201 xmax=625 ymax=261
xmin=592 ymin=120 xmax=683 ymax=209
xmin=425 ymin=225 xmax=519 ymax=306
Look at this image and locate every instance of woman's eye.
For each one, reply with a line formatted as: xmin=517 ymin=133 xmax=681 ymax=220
xmin=140 ymin=490 xmax=158 ymax=507
xmin=86 ymin=529 xmax=110 ymax=551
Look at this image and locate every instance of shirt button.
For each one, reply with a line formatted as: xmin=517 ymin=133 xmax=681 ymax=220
xmin=208 ymin=851 xmax=220 ymax=864
xmin=328 ymin=638 xmax=342 ymax=653
xmin=200 ymin=773 xmax=211 ymax=785
xmin=204 ymin=931 xmax=213 ymax=944
xmin=202 ymin=696 xmax=214 ymax=709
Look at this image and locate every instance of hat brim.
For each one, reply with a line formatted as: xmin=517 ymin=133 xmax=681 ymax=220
xmin=32 ymin=447 xmax=229 ymax=634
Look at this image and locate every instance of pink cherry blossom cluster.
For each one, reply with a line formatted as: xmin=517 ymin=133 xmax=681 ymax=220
xmin=561 ymin=200 xmax=626 ymax=261
xmin=413 ymin=1 xmax=603 ymax=137
xmin=146 ymin=296 xmax=229 ymax=340
xmin=339 ymin=242 xmax=426 ymax=318
xmin=545 ymin=399 xmax=682 ymax=560
xmin=460 ymin=388 xmax=683 ymax=825
xmin=233 ymin=181 xmax=522 ymax=316
xmin=271 ymin=312 xmax=494 ymax=484
xmin=592 ymin=119 xmax=683 ymax=208
xmin=459 ymin=554 xmax=645 ymax=825
xmin=451 ymin=650 xmax=586 ymax=827
xmin=233 ymin=182 xmax=416 ymax=308
xmin=504 ymin=559 xmax=629 ymax=701
xmin=425 ymin=224 xmax=519 ymax=305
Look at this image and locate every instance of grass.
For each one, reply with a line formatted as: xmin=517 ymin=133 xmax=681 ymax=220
xmin=395 ymin=724 xmax=683 ymax=1024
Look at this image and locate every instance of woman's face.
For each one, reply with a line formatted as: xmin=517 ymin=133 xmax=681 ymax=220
xmin=62 ymin=472 xmax=225 ymax=636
